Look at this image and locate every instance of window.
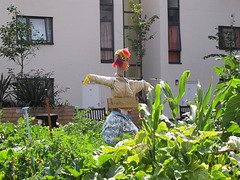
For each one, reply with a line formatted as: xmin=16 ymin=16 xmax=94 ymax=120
xmin=100 ymin=0 xmax=114 ymax=63
xmin=123 ymin=0 xmax=142 ymax=80
xmin=17 ymin=16 xmax=53 ymax=44
xmin=168 ymin=0 xmax=181 ymax=63
xmin=219 ymin=26 xmax=240 ymax=50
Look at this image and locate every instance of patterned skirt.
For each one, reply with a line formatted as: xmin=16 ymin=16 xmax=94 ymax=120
xmin=102 ymin=111 xmax=138 ymax=145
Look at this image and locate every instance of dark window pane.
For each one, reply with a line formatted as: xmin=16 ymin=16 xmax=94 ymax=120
xmin=222 ymin=27 xmax=235 ymax=48
xmin=101 ymin=0 xmax=112 ymax=4
xmin=101 ymin=50 xmax=113 ymax=61
xmin=124 ymin=13 xmax=134 ymax=26
xmin=124 ymin=65 xmax=141 ymax=79
xmin=100 ymin=5 xmax=113 ymax=20
xmin=100 ymin=22 xmax=112 ymax=48
xmin=218 ymin=26 xmax=240 ymax=49
xmin=168 ymin=0 xmax=178 ymax=8
xmin=168 ymin=25 xmax=180 ymax=50
xmin=236 ymin=28 xmax=240 ymax=48
xmin=45 ymin=18 xmax=53 ymax=44
xmin=169 ymin=51 xmax=180 ymax=63
xmin=168 ymin=9 xmax=179 ymax=24
xmin=100 ymin=0 xmax=113 ymax=63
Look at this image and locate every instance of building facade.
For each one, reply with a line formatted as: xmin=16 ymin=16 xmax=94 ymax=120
xmin=0 ymin=0 xmax=239 ymax=117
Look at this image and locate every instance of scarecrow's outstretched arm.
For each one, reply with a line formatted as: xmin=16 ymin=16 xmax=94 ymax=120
xmin=83 ymin=74 xmax=113 ymax=87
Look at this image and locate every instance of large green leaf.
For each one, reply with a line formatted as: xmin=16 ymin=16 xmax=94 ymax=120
xmin=227 ymin=123 xmax=240 ymax=135
xmin=182 ymin=125 xmax=196 ymax=136
xmin=146 ymin=86 xmax=154 ymax=113
xmin=152 ymin=84 xmax=162 ymax=131
xmin=189 ymin=105 xmax=197 ymax=123
xmin=0 ymin=150 xmax=8 ymax=162
xmin=102 ymin=146 xmax=116 ymax=154
xmin=135 ymin=171 xmax=148 ymax=180
xmin=156 ymin=122 xmax=168 ymax=134
xmin=197 ymin=82 xmax=203 ymax=110
xmin=160 ymin=80 xmax=174 ymax=100
xmin=182 ymin=163 xmax=210 ymax=180
xmin=127 ymin=151 xmax=144 ymax=165
xmin=98 ymin=154 xmax=113 ymax=167
xmin=222 ymin=94 xmax=240 ymax=128
xmin=83 ymin=172 xmax=103 ymax=180
xmin=65 ymin=166 xmax=81 ymax=177
xmin=225 ymin=56 xmax=237 ymax=71
xmin=153 ymin=84 xmax=161 ymax=110
xmin=139 ymin=103 xmax=151 ymax=123
xmin=134 ymin=131 xmax=147 ymax=145
xmin=106 ymin=165 xmax=125 ymax=179
xmin=139 ymin=103 xmax=152 ymax=134
xmin=214 ymin=66 xmax=225 ymax=75
xmin=212 ymin=80 xmax=232 ymax=108
xmin=175 ymin=71 xmax=190 ymax=103
xmin=202 ymin=104 xmax=213 ymax=131
xmin=114 ymin=146 xmax=130 ymax=163
xmin=202 ymin=78 xmax=212 ymax=113
xmin=202 ymin=131 xmax=219 ymax=138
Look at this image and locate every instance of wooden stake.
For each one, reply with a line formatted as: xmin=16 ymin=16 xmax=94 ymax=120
xmin=45 ymin=89 xmax=53 ymax=140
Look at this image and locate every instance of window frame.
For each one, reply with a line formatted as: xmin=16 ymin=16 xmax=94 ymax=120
xmin=123 ymin=0 xmax=142 ymax=80
xmin=218 ymin=26 xmax=240 ymax=50
xmin=168 ymin=0 xmax=181 ymax=64
xmin=17 ymin=15 xmax=54 ymax=45
xmin=100 ymin=0 xmax=114 ymax=63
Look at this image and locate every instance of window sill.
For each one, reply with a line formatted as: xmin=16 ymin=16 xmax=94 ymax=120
xmin=169 ymin=62 xmax=182 ymax=64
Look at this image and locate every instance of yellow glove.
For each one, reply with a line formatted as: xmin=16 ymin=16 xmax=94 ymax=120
xmin=83 ymin=74 xmax=90 ymax=86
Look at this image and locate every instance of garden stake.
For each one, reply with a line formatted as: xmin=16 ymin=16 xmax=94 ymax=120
xmin=22 ymin=107 xmax=35 ymax=170
xmin=45 ymin=89 xmax=53 ymax=140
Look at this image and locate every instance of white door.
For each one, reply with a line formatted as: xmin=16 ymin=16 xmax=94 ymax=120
xmin=82 ymin=83 xmax=101 ymax=108
xmin=181 ymin=82 xmax=198 ymax=105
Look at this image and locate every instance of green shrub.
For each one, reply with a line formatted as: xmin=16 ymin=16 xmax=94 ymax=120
xmin=11 ymin=69 xmax=63 ymax=107
xmin=0 ymin=73 xmax=12 ymax=109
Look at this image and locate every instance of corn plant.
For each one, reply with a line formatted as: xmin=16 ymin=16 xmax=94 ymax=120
xmin=187 ymin=79 xmax=214 ymax=131
xmin=137 ymin=71 xmax=189 ymax=163
xmin=160 ymin=71 xmax=190 ymax=125
xmin=138 ymin=84 xmax=163 ymax=163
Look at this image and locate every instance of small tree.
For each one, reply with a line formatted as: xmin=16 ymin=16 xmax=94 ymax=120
xmin=127 ymin=0 xmax=159 ymax=78
xmin=0 ymin=5 xmax=44 ymax=76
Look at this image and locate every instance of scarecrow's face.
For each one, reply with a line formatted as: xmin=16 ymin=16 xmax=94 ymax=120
xmin=120 ymin=53 xmax=129 ymax=69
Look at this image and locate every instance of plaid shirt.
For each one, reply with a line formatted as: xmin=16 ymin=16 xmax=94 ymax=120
xmin=102 ymin=111 xmax=138 ymax=145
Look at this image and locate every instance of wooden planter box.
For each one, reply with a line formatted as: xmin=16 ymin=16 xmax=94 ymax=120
xmin=1 ymin=106 xmax=75 ymax=126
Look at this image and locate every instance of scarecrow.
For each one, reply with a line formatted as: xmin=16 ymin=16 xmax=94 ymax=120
xmin=83 ymin=48 xmax=153 ymax=144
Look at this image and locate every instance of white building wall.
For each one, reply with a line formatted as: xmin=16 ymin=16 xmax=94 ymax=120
xmin=1 ymin=0 xmax=240 ymax=117
xmin=142 ymin=0 xmax=240 ymax=117
xmin=0 ymin=0 xmax=123 ymax=108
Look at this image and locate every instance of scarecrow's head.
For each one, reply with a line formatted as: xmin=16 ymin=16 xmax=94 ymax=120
xmin=112 ymin=48 xmax=131 ymax=69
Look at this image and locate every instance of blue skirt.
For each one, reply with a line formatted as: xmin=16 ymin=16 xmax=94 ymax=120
xmin=102 ymin=111 xmax=138 ymax=145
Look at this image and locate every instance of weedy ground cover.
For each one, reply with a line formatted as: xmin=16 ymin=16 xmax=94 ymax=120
xmin=0 ymin=110 xmax=106 ymax=179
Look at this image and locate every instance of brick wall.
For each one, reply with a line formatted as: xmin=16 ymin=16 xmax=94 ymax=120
xmin=1 ymin=106 xmax=142 ymax=127
xmin=1 ymin=106 xmax=75 ymax=125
